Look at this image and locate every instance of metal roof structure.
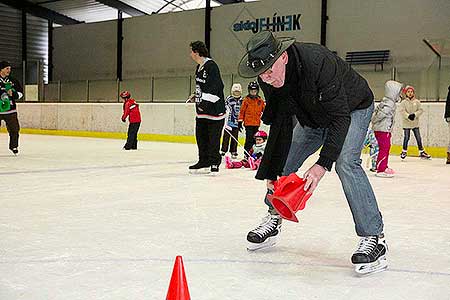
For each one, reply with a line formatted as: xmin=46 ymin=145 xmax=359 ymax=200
xmin=0 ymin=0 xmax=256 ymax=25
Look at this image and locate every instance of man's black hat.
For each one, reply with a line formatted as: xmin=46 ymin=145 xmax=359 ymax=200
xmin=238 ymin=31 xmax=295 ymax=78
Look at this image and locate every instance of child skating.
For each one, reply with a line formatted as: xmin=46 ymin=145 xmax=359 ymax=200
xmin=371 ymin=80 xmax=403 ymax=177
xmin=363 ymin=128 xmax=379 ymax=172
xmin=221 ymin=83 xmax=242 ymax=159
xmin=120 ymin=90 xmax=141 ymax=150
xmin=238 ymin=81 xmax=265 ymax=157
xmin=225 ymin=130 xmax=267 ymax=170
xmin=399 ymin=85 xmax=431 ymax=160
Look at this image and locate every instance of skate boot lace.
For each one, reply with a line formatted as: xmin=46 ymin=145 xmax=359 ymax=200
xmin=354 ymin=236 xmax=378 ymax=255
xmin=251 ymin=214 xmax=279 ymax=238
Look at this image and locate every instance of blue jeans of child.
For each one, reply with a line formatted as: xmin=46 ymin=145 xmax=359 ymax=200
xmin=265 ymin=103 xmax=383 ymax=237
xmin=402 ymin=128 xmax=423 ymax=151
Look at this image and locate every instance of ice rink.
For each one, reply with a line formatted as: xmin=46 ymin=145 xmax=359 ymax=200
xmin=1 ymin=133 xmax=450 ymax=300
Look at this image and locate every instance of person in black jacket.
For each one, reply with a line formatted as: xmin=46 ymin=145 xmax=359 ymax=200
xmin=0 ymin=61 xmax=23 ymax=155
xmin=445 ymin=85 xmax=450 ymax=164
xmin=187 ymin=41 xmax=226 ymax=174
xmin=238 ymin=31 xmax=386 ymax=275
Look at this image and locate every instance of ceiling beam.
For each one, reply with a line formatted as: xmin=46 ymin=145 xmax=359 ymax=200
xmin=214 ymin=0 xmax=243 ymax=4
xmin=157 ymin=0 xmax=185 ymax=13
xmin=96 ymin=0 xmax=147 ymax=16
xmin=0 ymin=0 xmax=83 ymax=25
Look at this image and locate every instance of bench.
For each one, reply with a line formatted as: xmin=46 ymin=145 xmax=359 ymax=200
xmin=345 ymin=50 xmax=390 ymax=71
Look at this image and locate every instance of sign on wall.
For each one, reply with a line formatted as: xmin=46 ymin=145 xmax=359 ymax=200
xmin=232 ymin=13 xmax=302 ymax=33
xmin=230 ymin=7 xmax=302 ymax=48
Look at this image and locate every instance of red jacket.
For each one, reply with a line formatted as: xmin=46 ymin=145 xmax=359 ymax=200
xmin=122 ymin=98 xmax=141 ymax=123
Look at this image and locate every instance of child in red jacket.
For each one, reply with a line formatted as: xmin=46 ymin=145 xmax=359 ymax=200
xmin=120 ymin=90 xmax=141 ymax=150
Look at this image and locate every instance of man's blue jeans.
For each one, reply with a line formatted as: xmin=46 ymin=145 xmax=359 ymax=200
xmin=265 ymin=104 xmax=383 ymax=237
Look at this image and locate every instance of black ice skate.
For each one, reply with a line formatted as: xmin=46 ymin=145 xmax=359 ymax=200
xmin=351 ymin=234 xmax=388 ymax=276
xmin=188 ymin=162 xmax=210 ymax=174
xmin=247 ymin=213 xmax=282 ymax=251
xmin=419 ymin=150 xmax=431 ymax=160
xmin=400 ymin=151 xmax=407 ymax=160
xmin=11 ymin=148 xmax=18 ymax=155
xmin=210 ymin=164 xmax=219 ymax=175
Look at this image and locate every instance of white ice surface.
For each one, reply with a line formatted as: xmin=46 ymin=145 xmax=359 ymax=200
xmin=1 ymin=134 xmax=450 ymax=300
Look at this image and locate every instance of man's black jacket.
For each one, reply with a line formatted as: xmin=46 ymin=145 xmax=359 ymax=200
xmin=256 ymin=42 xmax=373 ymax=180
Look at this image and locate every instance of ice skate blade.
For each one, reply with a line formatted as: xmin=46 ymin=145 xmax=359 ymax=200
xmin=375 ymin=173 xmax=394 ymax=178
xmin=354 ymin=256 xmax=388 ymax=276
xmin=189 ymin=168 xmax=211 ymax=175
xmin=247 ymin=236 xmax=277 ymax=251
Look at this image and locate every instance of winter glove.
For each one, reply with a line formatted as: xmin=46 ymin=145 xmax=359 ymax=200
xmin=408 ymin=113 xmax=415 ymax=121
xmin=238 ymin=121 xmax=243 ymax=132
xmin=252 ymin=152 xmax=262 ymax=159
xmin=121 ymin=118 xmax=126 ymax=123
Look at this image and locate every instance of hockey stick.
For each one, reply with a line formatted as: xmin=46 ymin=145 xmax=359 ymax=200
xmin=223 ymin=126 xmax=254 ymax=158
xmin=185 ymin=95 xmax=195 ymax=103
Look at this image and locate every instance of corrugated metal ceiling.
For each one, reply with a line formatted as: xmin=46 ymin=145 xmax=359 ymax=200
xmin=31 ymin=0 xmax=132 ymax=23
xmin=26 ymin=0 xmax=255 ymax=24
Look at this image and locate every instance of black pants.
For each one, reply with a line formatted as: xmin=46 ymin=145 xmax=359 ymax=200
xmin=221 ymin=126 xmax=239 ymax=154
xmin=195 ymin=118 xmax=224 ymax=166
xmin=244 ymin=125 xmax=259 ymax=156
xmin=402 ymin=128 xmax=423 ymax=151
xmin=124 ymin=122 xmax=140 ymax=150
xmin=0 ymin=112 xmax=20 ymax=150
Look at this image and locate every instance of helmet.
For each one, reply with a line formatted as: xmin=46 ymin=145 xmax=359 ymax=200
xmin=231 ymin=83 xmax=242 ymax=95
xmin=120 ymin=90 xmax=131 ymax=98
xmin=247 ymin=81 xmax=259 ymax=91
xmin=254 ymin=130 xmax=268 ymax=139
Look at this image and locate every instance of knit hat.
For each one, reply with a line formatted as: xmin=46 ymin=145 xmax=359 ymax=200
xmin=0 ymin=61 xmax=11 ymax=70
xmin=403 ymin=85 xmax=415 ymax=94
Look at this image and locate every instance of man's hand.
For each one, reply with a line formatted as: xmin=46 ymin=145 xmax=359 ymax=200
xmin=7 ymin=89 xmax=13 ymax=96
xmin=186 ymin=94 xmax=195 ymax=103
xmin=303 ymin=164 xmax=326 ymax=193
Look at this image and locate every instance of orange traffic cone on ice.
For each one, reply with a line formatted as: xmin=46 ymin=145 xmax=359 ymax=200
xmin=166 ymin=256 xmax=191 ymax=300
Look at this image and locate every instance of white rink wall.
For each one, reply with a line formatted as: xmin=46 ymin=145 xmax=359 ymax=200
xmin=17 ymin=103 xmax=197 ymax=136
xmin=16 ymin=102 xmax=449 ymax=148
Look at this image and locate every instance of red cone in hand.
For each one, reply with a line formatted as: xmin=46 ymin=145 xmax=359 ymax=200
xmin=267 ymin=173 xmax=313 ymax=222
xmin=166 ymin=256 xmax=191 ymax=300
